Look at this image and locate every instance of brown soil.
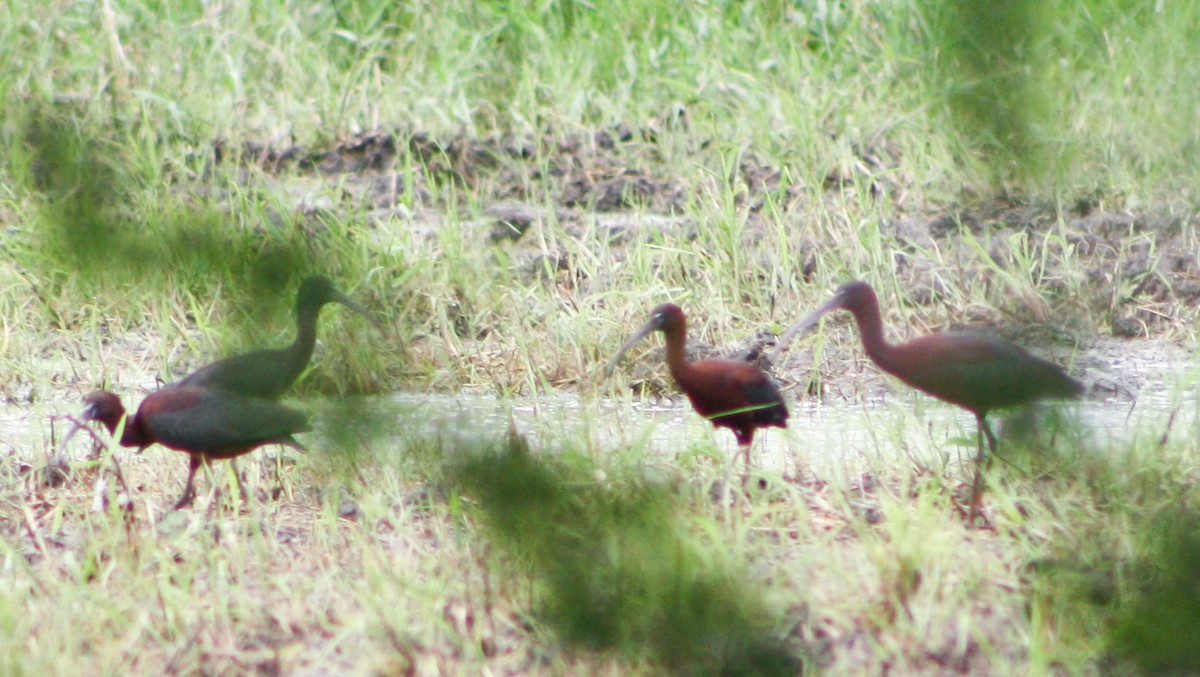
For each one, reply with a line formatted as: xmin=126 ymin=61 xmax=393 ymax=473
xmin=9 ymin=127 xmax=1198 ymax=677
xmin=213 ymin=127 xmax=1198 ymax=396
xmin=222 ymin=127 xmax=1200 ymax=321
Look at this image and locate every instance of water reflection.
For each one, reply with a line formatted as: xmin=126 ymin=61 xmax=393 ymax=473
xmin=6 ymin=378 xmax=1196 ymax=477
xmin=371 ymin=384 xmax=1197 ymax=478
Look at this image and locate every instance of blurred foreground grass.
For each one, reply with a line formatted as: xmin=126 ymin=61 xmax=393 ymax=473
xmin=455 ymin=428 xmax=802 ymax=674
xmin=3 ymin=392 xmax=1198 ymax=674
xmin=1 ymin=3 xmax=1199 ymax=673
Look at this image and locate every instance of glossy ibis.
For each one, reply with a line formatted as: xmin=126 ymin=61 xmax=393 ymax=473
xmin=176 ymin=276 xmax=382 ymax=399
xmin=69 ymin=386 xmax=310 ymax=508
xmin=776 ymin=280 xmax=1083 ymax=520
xmin=609 ymin=303 xmax=789 ymax=475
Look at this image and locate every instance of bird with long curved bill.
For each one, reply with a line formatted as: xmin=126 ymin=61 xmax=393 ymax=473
xmin=608 ymin=303 xmax=789 ymax=479
xmin=775 ymin=280 xmax=1083 ymax=523
xmin=63 ymin=387 xmax=310 ymax=509
xmin=176 ymin=275 xmax=385 ymax=400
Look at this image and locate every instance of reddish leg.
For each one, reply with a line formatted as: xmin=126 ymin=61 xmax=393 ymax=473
xmin=173 ymin=454 xmax=203 ymax=510
xmin=967 ymin=413 xmax=998 ymax=525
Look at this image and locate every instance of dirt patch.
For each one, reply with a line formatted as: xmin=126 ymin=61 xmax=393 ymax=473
xmin=205 ymin=127 xmax=1199 ymax=395
xmin=217 ymin=128 xmax=1198 ymax=331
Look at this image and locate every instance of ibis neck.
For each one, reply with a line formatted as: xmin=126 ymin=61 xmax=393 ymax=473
xmin=662 ymin=325 xmax=692 ymax=382
xmin=102 ymin=414 xmax=150 ymax=448
xmin=289 ymin=301 xmax=323 ymax=363
xmin=848 ymin=293 xmax=901 ymax=374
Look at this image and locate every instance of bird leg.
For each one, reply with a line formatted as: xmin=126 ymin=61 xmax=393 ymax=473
xmin=229 ymin=459 xmax=249 ymax=502
xmin=718 ymin=452 xmax=733 ymax=499
xmin=981 ymin=420 xmax=998 ymax=467
xmin=733 ymin=429 xmax=756 ymax=483
xmin=967 ymin=414 xmax=998 ymax=525
xmin=721 ymin=443 xmax=752 ymax=492
xmin=717 ymin=444 xmax=749 ymax=508
xmin=173 ymin=455 xmax=203 ymax=510
xmin=273 ymin=448 xmax=285 ymax=497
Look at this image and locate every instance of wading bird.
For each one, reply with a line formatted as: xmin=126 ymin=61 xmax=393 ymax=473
xmin=67 ymin=387 xmax=310 ymax=509
xmin=176 ymin=276 xmax=383 ymax=399
xmin=609 ymin=303 xmax=789 ymax=475
xmin=776 ymin=280 xmax=1083 ymax=521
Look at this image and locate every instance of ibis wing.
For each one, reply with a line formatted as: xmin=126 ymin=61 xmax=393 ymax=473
xmin=144 ymin=391 xmax=309 ymax=453
xmin=175 ymin=348 xmax=296 ymax=401
xmin=894 ymin=333 xmax=1079 ymax=411
xmin=681 ymin=360 xmax=788 ymax=422
xmin=747 ymin=371 xmax=787 ymax=404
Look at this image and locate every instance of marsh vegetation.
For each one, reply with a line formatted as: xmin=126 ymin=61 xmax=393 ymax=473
xmin=2 ymin=0 xmax=1198 ymax=674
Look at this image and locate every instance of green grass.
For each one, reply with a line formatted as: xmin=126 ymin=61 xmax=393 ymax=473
xmin=454 ymin=431 xmax=801 ymax=674
xmin=5 ymin=387 xmax=1197 ymax=674
xmin=2 ymin=0 xmax=1199 ymax=674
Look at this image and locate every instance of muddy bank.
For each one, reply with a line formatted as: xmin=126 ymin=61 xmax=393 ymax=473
xmin=220 ymin=128 xmax=1198 ymax=335
xmin=197 ymin=128 xmax=1200 ymax=399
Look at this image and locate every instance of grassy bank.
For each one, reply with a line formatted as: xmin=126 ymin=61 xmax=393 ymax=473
xmin=4 ymin=389 xmax=1199 ymax=674
xmin=1 ymin=0 xmax=1197 ymax=396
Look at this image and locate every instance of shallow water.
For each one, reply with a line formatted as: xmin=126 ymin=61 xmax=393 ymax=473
xmin=8 ymin=363 xmax=1196 ymax=479
xmin=371 ymin=381 xmax=1197 ymax=478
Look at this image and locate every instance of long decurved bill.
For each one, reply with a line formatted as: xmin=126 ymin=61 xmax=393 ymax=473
xmin=55 ymin=400 xmax=118 ymax=465
xmin=771 ymin=295 xmax=845 ymax=361
xmin=604 ymin=320 xmax=660 ymax=377
xmin=57 ymin=418 xmax=90 ymax=463
xmin=332 ymin=290 xmax=388 ymax=337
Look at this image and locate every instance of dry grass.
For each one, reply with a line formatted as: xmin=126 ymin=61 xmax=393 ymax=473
xmin=3 ymin=1 xmax=1200 ymax=674
xmin=4 ymin=364 xmax=1196 ymax=674
xmin=3 ymin=441 xmax=639 ymax=675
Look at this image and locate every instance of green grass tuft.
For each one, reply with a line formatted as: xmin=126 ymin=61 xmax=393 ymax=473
xmin=455 ymin=430 xmax=803 ymax=675
xmin=1106 ymin=506 xmax=1200 ymax=673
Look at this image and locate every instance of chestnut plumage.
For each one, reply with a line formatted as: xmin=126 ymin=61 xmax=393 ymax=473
xmin=778 ymin=281 xmax=1082 ymax=520
xmin=610 ymin=303 xmax=789 ymax=472
xmin=75 ymin=386 xmax=309 ymax=508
